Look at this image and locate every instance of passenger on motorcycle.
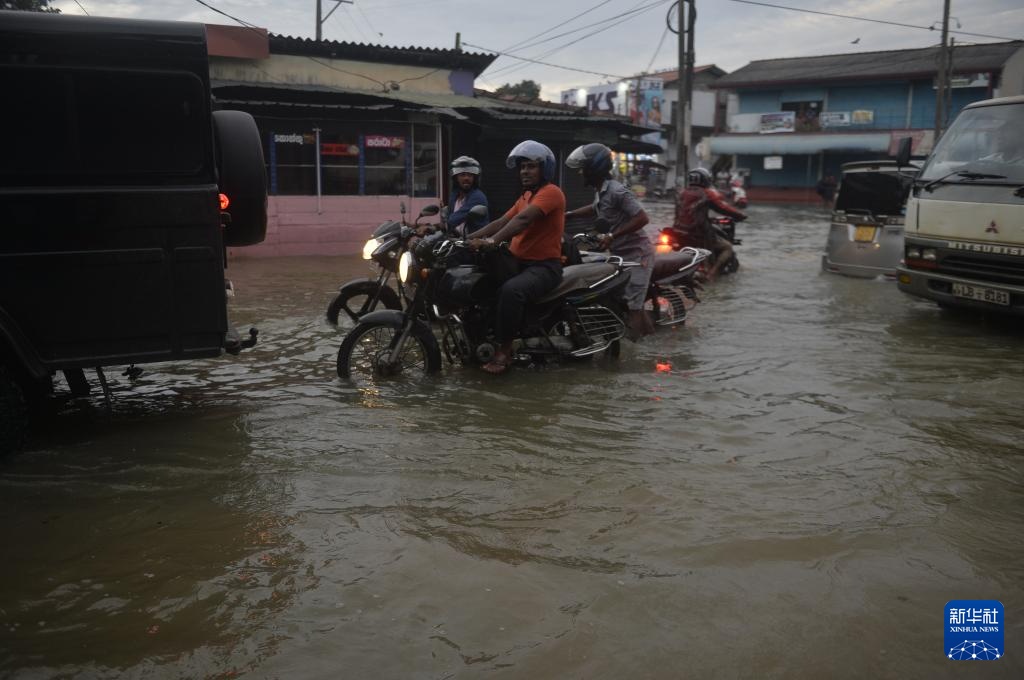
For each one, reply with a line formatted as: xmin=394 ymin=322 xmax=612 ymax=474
xmin=565 ymin=143 xmax=654 ymax=338
xmin=446 ymin=155 xmax=489 ymax=235
xmin=673 ymin=167 xmax=747 ymax=281
xmin=467 ymin=140 xmax=566 ymax=375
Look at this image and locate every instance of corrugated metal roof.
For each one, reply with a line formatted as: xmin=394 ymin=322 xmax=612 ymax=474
xmin=268 ymin=34 xmax=497 ymax=76
xmin=715 ymin=41 xmax=1023 ymax=88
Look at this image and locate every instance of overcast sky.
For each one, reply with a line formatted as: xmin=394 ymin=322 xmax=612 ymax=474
xmin=52 ymin=0 xmax=1024 ymax=100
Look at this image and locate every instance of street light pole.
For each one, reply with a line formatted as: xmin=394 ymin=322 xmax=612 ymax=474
xmin=316 ymin=0 xmax=353 ymax=42
xmin=675 ymin=1 xmax=695 ymax=186
xmin=933 ymin=0 xmax=951 ymax=140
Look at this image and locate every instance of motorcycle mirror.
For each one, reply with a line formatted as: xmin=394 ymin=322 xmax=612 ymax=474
xmin=400 ymin=202 xmax=407 ymax=216
xmin=466 ymin=205 xmax=487 ymax=224
xmin=418 ymin=205 xmax=440 ymax=218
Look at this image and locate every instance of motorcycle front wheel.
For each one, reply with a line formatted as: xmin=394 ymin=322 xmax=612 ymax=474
xmin=337 ymin=320 xmax=441 ymax=383
xmin=326 ymin=280 xmax=402 ymax=326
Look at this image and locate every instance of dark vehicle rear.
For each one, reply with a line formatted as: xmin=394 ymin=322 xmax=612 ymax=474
xmin=0 ymin=13 xmax=267 ymax=451
xmin=821 ymin=160 xmax=918 ymax=278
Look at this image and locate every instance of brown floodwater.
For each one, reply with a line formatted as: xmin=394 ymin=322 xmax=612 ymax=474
xmin=2 ymin=201 xmax=1022 ymax=679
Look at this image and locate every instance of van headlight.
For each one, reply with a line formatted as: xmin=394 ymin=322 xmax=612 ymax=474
xmin=362 ymin=237 xmax=381 ymax=260
xmin=398 ymin=251 xmax=415 ymax=282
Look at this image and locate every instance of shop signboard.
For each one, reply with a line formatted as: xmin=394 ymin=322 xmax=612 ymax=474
xmin=760 ymin=112 xmax=795 ymax=134
xmin=764 ymin=155 xmax=783 ymax=170
xmin=321 ymin=143 xmax=359 ymax=157
xmin=851 ymin=110 xmax=874 ymax=124
xmin=821 ymin=112 xmax=851 ymax=127
xmin=365 ymin=135 xmax=405 ymax=149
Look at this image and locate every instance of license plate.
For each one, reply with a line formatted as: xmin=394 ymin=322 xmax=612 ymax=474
xmin=951 ymin=282 xmax=1010 ymax=306
xmin=853 ymin=225 xmax=877 ymax=243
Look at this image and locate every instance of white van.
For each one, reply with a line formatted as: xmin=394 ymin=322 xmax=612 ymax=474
xmin=896 ymin=95 xmax=1024 ymax=315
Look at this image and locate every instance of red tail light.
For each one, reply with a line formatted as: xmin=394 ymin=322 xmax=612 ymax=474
xmin=659 ymin=233 xmax=670 ymax=245
xmin=219 ymin=193 xmax=230 ymax=211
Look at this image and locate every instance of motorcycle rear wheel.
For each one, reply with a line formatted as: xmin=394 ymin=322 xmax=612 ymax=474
xmin=337 ymin=320 xmax=441 ymax=383
xmin=327 ymin=280 xmax=402 ymax=326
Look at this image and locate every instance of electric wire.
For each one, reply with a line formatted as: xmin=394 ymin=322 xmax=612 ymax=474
xmin=726 ymin=0 xmax=1022 ymax=42
xmin=463 ymin=42 xmax=629 ymax=80
xmin=484 ymin=0 xmax=672 ymax=80
xmin=501 ymin=0 xmax=616 ymax=52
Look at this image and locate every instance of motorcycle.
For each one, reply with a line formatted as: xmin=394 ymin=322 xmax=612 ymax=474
xmin=336 ymin=207 xmax=633 ymax=383
xmin=658 ymin=215 xmax=742 ymax=276
xmin=729 ymin=179 xmax=748 ymax=208
xmin=325 ymin=203 xmax=439 ymax=326
xmin=577 ymin=231 xmax=710 ymax=327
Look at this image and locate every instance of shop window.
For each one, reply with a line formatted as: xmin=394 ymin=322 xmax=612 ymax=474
xmin=782 ymin=100 xmax=823 ymax=132
xmin=262 ymin=122 xmax=439 ymax=197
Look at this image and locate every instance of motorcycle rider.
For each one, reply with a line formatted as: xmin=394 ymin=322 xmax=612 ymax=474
xmin=446 ymin=155 xmax=489 ymax=234
xmin=467 ymin=140 xmax=565 ymax=375
xmin=565 ymin=143 xmax=654 ymax=338
xmin=673 ymin=167 xmax=747 ymax=281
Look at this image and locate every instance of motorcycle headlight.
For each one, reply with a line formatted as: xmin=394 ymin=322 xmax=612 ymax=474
xmin=362 ymin=237 xmax=381 ymax=260
xmin=398 ymin=251 xmax=415 ymax=282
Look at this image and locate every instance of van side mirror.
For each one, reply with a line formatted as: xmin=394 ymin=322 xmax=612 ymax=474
xmin=895 ymin=136 xmax=912 ymax=168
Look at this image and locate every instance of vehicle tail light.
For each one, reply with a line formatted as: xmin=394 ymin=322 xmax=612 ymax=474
xmin=219 ymin=193 xmax=230 ymax=210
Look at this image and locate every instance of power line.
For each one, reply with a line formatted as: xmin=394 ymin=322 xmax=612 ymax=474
xmin=501 ymin=0 xmax=616 ymax=52
xmin=463 ymin=42 xmax=629 ymax=80
xmin=73 ymin=0 xmax=89 ymax=15
xmin=726 ymin=0 xmax=1023 ymax=42
xmin=485 ymin=0 xmax=671 ymax=80
xmin=192 ymin=0 xmax=261 ymax=29
xmin=644 ymin=21 xmax=670 ymax=75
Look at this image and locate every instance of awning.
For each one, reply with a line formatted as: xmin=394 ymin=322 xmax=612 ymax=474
xmin=612 ymin=137 xmax=665 ymax=154
xmin=709 ymin=132 xmax=892 ymax=155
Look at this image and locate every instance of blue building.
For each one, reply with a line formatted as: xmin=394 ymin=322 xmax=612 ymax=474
xmin=707 ymin=41 xmax=1024 ymax=202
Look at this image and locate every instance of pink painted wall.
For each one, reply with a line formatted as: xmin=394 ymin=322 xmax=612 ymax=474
xmin=227 ymin=195 xmax=442 ymax=259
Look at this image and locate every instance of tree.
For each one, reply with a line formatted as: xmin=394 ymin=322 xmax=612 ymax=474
xmin=495 ymin=80 xmax=541 ymax=101
xmin=0 ymin=0 xmax=60 ymax=11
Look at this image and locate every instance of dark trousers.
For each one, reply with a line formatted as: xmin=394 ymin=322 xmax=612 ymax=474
xmin=493 ymin=257 xmax=561 ymax=344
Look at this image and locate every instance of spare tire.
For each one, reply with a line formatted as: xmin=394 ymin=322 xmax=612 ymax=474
xmin=213 ymin=110 xmax=268 ymax=247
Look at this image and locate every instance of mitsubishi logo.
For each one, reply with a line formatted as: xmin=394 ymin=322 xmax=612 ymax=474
xmin=986 ymin=221 xmax=999 ymax=234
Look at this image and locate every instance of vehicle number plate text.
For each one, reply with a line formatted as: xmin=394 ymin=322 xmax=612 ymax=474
xmin=853 ymin=225 xmax=877 ymax=243
xmin=951 ymin=282 xmax=1010 ymax=306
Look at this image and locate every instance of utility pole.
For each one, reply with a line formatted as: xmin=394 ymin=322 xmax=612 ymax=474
xmin=933 ymin=0 xmax=951 ymax=140
xmin=675 ymin=1 xmax=696 ymax=185
xmin=316 ymin=0 xmax=353 ymax=42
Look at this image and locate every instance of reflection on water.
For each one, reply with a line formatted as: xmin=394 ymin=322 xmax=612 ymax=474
xmin=2 ymin=202 xmax=1023 ymax=678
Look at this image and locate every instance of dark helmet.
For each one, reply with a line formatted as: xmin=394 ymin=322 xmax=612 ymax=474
xmin=565 ymin=143 xmax=613 ymax=179
xmin=450 ymin=155 xmax=481 ymax=177
xmin=506 ymin=140 xmax=556 ymax=182
xmin=687 ymin=167 xmax=713 ymax=187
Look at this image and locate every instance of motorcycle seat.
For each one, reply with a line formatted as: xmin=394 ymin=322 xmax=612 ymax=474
xmin=536 ymin=262 xmax=618 ymax=304
xmin=652 ymin=250 xmax=697 ymax=280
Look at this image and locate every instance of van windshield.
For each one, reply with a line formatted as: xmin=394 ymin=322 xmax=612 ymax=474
xmin=920 ymin=103 xmax=1024 ymax=183
xmin=835 ymin=171 xmax=910 ymax=216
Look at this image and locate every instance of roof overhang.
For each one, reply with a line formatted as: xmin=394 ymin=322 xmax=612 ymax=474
xmin=710 ymin=132 xmax=892 ymax=155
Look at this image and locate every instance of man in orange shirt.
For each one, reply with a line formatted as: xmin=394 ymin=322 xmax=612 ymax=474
xmin=468 ymin=140 xmax=565 ymax=375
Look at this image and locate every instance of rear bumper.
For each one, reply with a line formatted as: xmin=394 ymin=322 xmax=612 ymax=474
xmin=821 ymin=254 xmax=895 ymax=279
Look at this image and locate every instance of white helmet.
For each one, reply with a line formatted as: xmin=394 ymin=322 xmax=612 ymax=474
xmin=450 ymin=156 xmax=481 ymax=177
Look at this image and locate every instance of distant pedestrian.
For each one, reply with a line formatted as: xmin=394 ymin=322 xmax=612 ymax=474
xmin=816 ymin=174 xmax=837 ymax=207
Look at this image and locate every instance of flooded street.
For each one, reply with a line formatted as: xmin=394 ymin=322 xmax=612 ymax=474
xmin=2 ymin=201 xmax=1023 ymax=679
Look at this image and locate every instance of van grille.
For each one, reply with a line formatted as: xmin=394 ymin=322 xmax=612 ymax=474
xmin=939 ymin=255 xmax=1024 ymax=286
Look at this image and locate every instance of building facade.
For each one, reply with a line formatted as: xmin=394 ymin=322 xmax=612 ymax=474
xmin=707 ymin=41 xmax=1024 ymax=202
xmin=205 ymin=25 xmax=652 ymax=257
